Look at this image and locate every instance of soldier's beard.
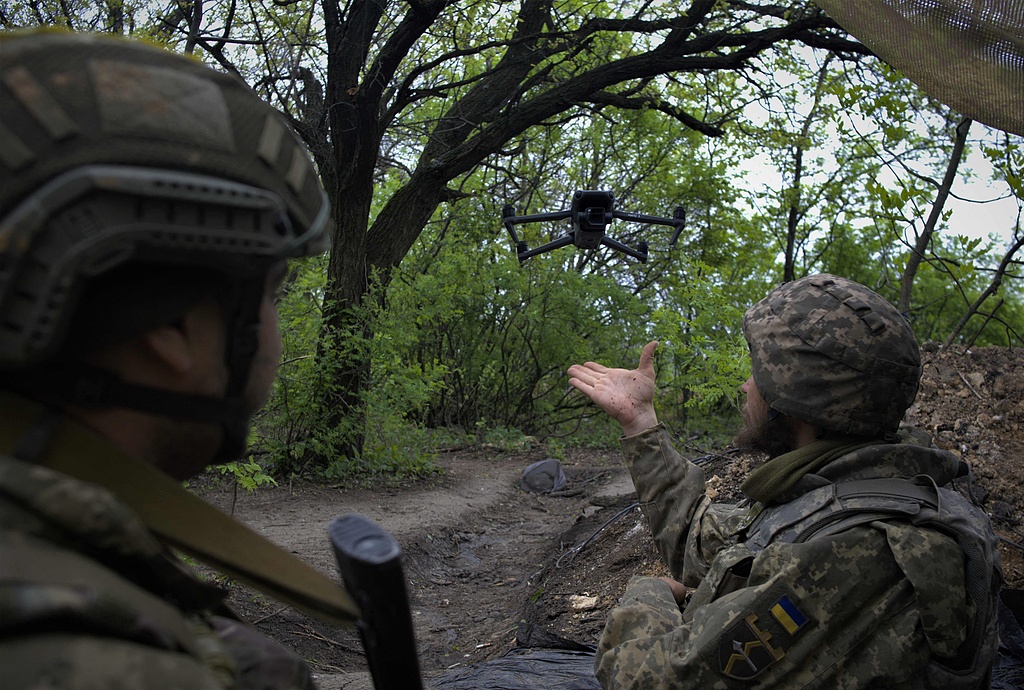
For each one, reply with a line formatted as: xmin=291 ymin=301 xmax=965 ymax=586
xmin=734 ymin=398 xmax=796 ymax=458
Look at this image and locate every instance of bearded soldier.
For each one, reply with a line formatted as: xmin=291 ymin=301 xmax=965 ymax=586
xmin=568 ymin=274 xmax=1001 ymax=689
xmin=0 ymin=31 xmax=360 ymax=688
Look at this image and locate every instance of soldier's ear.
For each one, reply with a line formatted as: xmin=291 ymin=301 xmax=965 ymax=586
xmin=137 ymin=299 xmax=223 ymax=378
xmin=139 ymin=320 xmax=194 ymax=376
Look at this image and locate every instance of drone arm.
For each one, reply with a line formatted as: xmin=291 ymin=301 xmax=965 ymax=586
xmin=502 ymin=204 xmax=523 ymax=245
xmin=503 ymin=206 xmax=575 ymax=258
xmin=502 ymin=204 xmax=531 ymax=258
xmin=612 ymin=210 xmax=674 ymax=226
xmin=516 ymin=234 xmax=575 ymax=262
xmin=668 ymin=206 xmax=686 ymax=247
xmin=601 ymin=236 xmax=648 ymax=263
xmin=510 ymin=210 xmax=573 ymax=224
xmin=611 ymin=207 xmax=686 ymax=248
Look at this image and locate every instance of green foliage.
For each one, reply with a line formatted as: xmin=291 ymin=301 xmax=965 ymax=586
xmin=478 ymin=425 xmax=533 ymax=451
xmin=372 ymin=98 xmax=778 ymax=449
xmin=250 ymin=256 xmax=444 ymax=480
xmin=651 ymin=261 xmax=753 ymax=428
xmin=388 ymin=209 xmax=649 ymax=437
xmin=217 ymin=457 xmax=278 ymax=492
xmin=250 ymin=255 xmax=333 ymax=475
xmin=11 ymin=0 xmax=1022 ymax=468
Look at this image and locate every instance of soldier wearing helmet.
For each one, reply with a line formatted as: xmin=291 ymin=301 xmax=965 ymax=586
xmin=568 ymin=274 xmax=1001 ymax=689
xmin=0 ymin=31 xmax=359 ymax=688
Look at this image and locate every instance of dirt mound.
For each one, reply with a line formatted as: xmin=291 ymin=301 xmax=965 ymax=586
xmin=911 ymin=345 xmax=1024 ymax=587
xmin=194 ymin=346 xmax=1024 ymax=687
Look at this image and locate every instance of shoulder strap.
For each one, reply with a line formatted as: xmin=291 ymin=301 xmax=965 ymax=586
xmin=742 ymin=477 xmax=938 ymax=552
xmin=797 ymin=478 xmax=940 ymax=543
xmin=834 ymin=477 xmax=939 ymax=505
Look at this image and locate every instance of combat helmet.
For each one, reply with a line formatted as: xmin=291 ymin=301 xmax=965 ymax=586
xmin=0 ymin=31 xmax=330 ymax=458
xmin=742 ymin=274 xmax=921 ymax=438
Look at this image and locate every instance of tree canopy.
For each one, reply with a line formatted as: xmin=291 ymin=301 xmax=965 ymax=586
xmin=3 ymin=0 xmax=1021 ymax=476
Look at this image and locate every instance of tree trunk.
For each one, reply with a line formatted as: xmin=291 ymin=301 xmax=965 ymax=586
xmin=320 ymin=185 xmax=375 ymax=462
xmin=784 ymin=146 xmax=804 ymax=283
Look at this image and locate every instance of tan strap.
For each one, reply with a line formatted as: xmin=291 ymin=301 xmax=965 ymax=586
xmin=1 ymin=394 xmax=358 ymax=626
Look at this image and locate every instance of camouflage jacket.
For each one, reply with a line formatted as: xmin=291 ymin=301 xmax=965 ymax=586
xmin=595 ymin=424 xmax=1001 ymax=689
xmin=0 ymin=394 xmax=316 ymax=690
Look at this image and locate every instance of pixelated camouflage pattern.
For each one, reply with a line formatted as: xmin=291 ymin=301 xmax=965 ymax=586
xmin=0 ymin=406 xmax=315 ymax=690
xmin=742 ymin=274 xmax=921 ymax=437
xmin=739 ymin=428 xmax=1001 ymax=680
xmin=596 ymin=424 xmax=1000 ymax=689
xmin=808 ymin=426 xmax=953 ymax=485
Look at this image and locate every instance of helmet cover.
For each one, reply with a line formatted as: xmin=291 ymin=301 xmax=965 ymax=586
xmin=742 ymin=274 xmax=922 ymax=437
xmin=0 ymin=30 xmax=330 ymax=368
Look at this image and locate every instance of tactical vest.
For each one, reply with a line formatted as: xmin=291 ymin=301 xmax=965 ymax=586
xmin=739 ymin=473 xmax=1001 ymax=689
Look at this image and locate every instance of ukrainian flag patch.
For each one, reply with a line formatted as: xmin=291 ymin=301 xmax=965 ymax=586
xmin=770 ymin=595 xmax=807 ymax=635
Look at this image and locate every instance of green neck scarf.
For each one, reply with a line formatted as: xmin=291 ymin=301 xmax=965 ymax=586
xmin=740 ymin=435 xmax=881 ymax=505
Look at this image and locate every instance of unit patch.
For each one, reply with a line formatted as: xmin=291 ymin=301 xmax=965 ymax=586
xmin=719 ymin=595 xmax=810 ymax=680
xmin=719 ymin=613 xmax=783 ymax=679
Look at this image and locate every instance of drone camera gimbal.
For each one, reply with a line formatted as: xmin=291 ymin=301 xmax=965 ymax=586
xmin=502 ymin=190 xmax=685 ymax=263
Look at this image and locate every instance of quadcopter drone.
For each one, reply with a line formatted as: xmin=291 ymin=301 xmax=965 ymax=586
xmin=502 ymin=190 xmax=685 ymax=263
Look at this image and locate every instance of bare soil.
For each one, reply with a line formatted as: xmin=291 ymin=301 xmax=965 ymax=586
xmin=193 ymin=345 xmax=1024 ymax=689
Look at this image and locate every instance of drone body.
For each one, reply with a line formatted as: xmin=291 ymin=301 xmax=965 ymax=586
xmin=502 ymin=190 xmax=685 ymax=263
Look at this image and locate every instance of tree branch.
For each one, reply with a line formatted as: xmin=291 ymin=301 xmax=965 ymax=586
xmin=585 ymin=91 xmax=725 ymax=136
xmin=943 ymin=227 xmax=1024 ymax=348
xmin=366 ymin=4 xmax=871 ymax=272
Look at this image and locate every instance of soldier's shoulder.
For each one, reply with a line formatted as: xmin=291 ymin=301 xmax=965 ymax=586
xmin=0 ymin=484 xmax=233 ymax=689
xmin=0 ymin=630 xmax=228 ymax=690
xmin=1 ymin=450 xmax=163 ymax=552
xmin=0 ymin=452 xmax=206 ymax=650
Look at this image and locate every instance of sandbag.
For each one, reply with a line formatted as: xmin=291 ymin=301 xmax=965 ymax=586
xmin=520 ymin=459 xmax=567 ymax=494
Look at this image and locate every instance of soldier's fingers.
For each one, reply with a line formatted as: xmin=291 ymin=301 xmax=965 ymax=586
xmin=567 ymin=364 xmax=593 ymax=381
xmin=568 ymin=368 xmax=600 ymax=388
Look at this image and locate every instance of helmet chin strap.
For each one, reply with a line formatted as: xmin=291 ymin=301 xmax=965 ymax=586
xmin=211 ymin=278 xmax=266 ymax=464
xmin=7 ymin=363 xmax=245 ymax=425
xmin=8 ymin=277 xmax=268 ymax=468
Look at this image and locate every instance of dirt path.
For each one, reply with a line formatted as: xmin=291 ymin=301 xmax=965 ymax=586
xmin=196 ymin=448 xmax=636 ymax=689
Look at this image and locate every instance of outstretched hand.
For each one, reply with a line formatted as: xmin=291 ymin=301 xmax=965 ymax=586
xmin=567 ymin=341 xmax=659 ymax=437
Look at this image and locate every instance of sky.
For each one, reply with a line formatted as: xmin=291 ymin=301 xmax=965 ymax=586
xmin=947 ymin=147 xmax=1021 ymax=247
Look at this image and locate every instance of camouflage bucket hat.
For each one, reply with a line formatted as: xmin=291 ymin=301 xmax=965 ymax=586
xmin=742 ymin=274 xmax=922 ymax=437
xmin=0 ymin=31 xmax=331 ymax=368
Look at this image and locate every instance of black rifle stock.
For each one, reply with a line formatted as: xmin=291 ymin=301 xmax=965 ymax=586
xmin=328 ymin=514 xmax=424 ymax=690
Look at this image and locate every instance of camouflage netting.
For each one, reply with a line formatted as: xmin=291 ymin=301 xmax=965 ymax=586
xmin=815 ymin=0 xmax=1024 ymax=137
